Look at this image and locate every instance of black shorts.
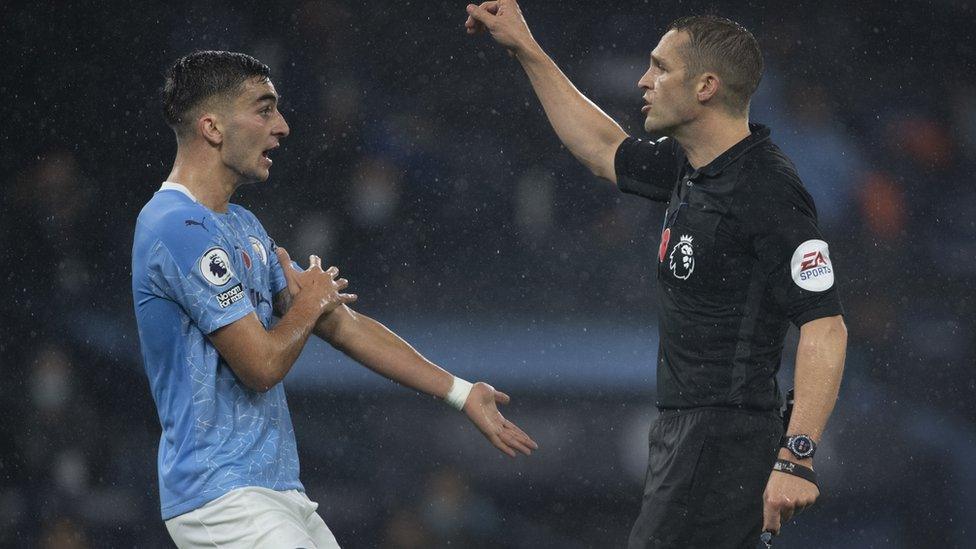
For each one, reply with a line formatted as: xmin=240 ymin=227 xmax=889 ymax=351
xmin=628 ymin=407 xmax=783 ymax=549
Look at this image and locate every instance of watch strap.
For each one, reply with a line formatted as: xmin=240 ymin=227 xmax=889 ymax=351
xmin=773 ymin=458 xmax=818 ymax=487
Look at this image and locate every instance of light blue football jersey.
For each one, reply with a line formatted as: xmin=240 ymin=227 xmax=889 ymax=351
xmin=132 ymin=182 xmax=303 ymax=519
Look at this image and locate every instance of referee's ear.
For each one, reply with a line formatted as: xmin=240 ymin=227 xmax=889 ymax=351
xmin=696 ymin=72 xmax=721 ymax=104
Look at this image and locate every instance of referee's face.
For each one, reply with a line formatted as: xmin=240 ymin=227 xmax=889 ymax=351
xmin=639 ymin=30 xmax=698 ymax=135
xmin=221 ymin=77 xmax=290 ymax=184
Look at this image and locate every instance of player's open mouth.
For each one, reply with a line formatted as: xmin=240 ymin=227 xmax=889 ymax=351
xmin=642 ymin=103 xmax=652 ymax=114
xmin=261 ymin=149 xmax=273 ymax=166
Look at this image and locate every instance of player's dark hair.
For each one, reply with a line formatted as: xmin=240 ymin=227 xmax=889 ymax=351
xmin=162 ymin=50 xmax=271 ymax=136
xmin=667 ymin=15 xmax=763 ymax=116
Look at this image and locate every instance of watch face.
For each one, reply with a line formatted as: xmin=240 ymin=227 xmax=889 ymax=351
xmin=790 ymin=436 xmax=815 ymax=457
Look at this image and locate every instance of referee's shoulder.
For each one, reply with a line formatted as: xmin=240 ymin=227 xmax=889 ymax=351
xmin=739 ymin=142 xmax=812 ymax=205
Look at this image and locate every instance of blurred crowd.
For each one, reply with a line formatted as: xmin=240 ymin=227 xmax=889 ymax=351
xmin=2 ymin=0 xmax=975 ymax=547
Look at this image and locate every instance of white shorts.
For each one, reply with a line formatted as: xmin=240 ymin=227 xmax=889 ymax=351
xmin=165 ymin=487 xmax=340 ymax=549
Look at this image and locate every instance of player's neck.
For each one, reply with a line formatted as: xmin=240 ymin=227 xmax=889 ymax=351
xmin=166 ymin=149 xmax=239 ymax=213
xmin=675 ymin=113 xmax=751 ymax=170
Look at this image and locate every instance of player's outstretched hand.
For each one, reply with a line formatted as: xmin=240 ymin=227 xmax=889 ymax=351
xmin=761 ymin=466 xmax=820 ymax=536
xmin=465 ymin=0 xmax=535 ymax=56
xmin=463 ymin=382 xmax=538 ymax=457
xmin=276 ymin=247 xmax=357 ymax=316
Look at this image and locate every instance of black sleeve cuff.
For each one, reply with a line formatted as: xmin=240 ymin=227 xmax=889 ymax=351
xmin=791 ymin=300 xmax=845 ymax=328
xmin=614 ymin=136 xmax=675 ymax=203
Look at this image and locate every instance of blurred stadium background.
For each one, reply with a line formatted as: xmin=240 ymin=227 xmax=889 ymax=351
xmin=3 ymin=0 xmax=975 ymax=547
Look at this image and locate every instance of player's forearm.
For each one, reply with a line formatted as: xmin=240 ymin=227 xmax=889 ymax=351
xmin=516 ymin=44 xmax=627 ymax=181
xmin=315 ymin=308 xmax=454 ymax=399
xmin=256 ymin=297 xmax=323 ymax=389
xmin=783 ymin=315 xmax=848 ymax=462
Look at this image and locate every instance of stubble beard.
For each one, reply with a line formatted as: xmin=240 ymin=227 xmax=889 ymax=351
xmin=225 ymin=144 xmax=268 ymax=185
xmin=644 ymin=114 xmax=678 ymax=137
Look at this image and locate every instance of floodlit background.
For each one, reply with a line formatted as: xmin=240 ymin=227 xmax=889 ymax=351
xmin=3 ymin=0 xmax=975 ymax=547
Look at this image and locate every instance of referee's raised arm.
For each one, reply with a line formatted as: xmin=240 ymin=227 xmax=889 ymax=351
xmin=465 ymin=0 xmax=627 ymax=182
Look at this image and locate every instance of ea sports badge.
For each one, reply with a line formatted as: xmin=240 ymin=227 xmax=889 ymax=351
xmin=790 ymin=239 xmax=834 ymax=292
xmin=200 ymin=247 xmax=234 ymax=286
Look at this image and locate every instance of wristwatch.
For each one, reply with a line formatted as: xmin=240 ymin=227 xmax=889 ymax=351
xmin=780 ymin=434 xmax=817 ymax=459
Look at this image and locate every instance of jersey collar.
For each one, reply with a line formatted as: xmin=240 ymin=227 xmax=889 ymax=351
xmin=158 ymin=181 xmax=198 ymax=202
xmin=694 ymin=123 xmax=771 ymax=178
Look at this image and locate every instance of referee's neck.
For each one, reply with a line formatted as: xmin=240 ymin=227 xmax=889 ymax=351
xmin=676 ymin=114 xmax=751 ymax=170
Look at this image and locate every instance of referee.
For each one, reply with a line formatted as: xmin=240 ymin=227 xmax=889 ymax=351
xmin=465 ymin=3 xmax=848 ymax=547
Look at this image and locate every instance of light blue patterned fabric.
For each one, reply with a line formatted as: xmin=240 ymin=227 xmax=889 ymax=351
xmin=132 ymin=183 xmax=302 ymax=520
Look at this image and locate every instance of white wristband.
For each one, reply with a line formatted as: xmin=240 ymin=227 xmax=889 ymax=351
xmin=445 ymin=376 xmax=473 ymax=411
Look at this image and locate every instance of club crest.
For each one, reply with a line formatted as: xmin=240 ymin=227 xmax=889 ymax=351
xmin=249 ymin=235 xmax=268 ymax=265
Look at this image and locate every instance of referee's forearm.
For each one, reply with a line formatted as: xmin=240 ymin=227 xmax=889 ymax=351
xmin=786 ymin=315 xmax=848 ymax=447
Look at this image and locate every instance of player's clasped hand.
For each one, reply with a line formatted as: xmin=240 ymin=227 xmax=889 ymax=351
xmin=463 ymin=382 xmax=539 ymax=458
xmin=276 ymin=247 xmax=357 ymax=316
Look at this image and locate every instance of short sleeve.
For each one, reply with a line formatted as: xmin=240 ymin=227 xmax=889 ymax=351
xmin=268 ymin=243 xmax=288 ymax=296
xmin=148 ymin=237 xmax=255 ymax=335
xmin=614 ymin=136 xmax=681 ymax=202
xmin=740 ymin=172 xmax=844 ymax=326
xmin=266 ymin=238 xmax=304 ymax=298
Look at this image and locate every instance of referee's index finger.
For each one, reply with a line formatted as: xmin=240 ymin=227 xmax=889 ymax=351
xmin=465 ymin=3 xmax=494 ymax=25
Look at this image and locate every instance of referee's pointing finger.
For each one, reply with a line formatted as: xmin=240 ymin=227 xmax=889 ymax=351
xmin=466 ymin=3 xmax=495 ymax=27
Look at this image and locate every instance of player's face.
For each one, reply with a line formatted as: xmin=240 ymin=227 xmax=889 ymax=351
xmin=220 ymin=77 xmax=290 ymax=184
xmin=638 ymin=30 xmax=699 ymax=135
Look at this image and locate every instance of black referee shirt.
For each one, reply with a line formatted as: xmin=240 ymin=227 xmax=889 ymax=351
xmin=615 ymin=124 xmax=843 ymax=411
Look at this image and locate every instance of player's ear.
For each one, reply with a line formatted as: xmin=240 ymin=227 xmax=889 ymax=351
xmin=198 ymin=112 xmax=223 ymax=146
xmin=697 ymin=72 xmax=720 ymax=104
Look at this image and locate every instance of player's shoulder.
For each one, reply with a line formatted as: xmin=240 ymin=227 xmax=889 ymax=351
xmin=135 ymin=190 xmax=226 ymax=270
xmin=137 ymin=188 xmax=209 ymax=231
xmin=227 ymin=202 xmax=262 ymax=227
xmin=228 ymin=203 xmax=273 ymax=241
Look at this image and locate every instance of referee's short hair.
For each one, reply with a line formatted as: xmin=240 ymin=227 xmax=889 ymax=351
xmin=162 ymin=51 xmax=271 ymax=136
xmin=668 ymin=15 xmax=763 ymax=117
